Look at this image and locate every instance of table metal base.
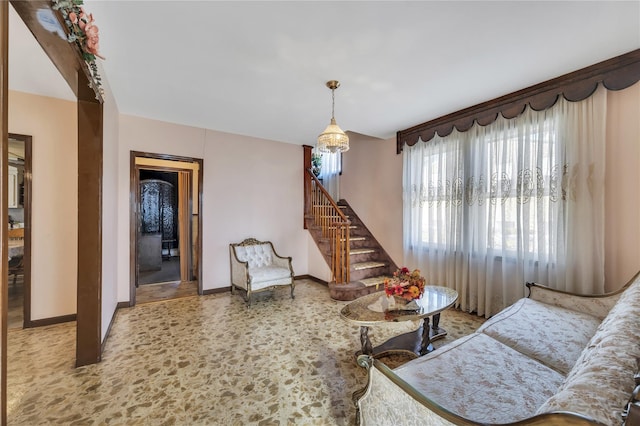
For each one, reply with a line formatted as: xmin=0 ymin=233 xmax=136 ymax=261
xmin=357 ymin=313 xmax=447 ymax=359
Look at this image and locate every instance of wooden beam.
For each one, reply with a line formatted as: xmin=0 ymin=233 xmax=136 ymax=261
xmin=303 ymin=145 xmax=313 ymax=229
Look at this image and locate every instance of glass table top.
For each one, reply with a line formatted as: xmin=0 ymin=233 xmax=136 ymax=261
xmin=340 ymin=286 xmax=459 ymax=326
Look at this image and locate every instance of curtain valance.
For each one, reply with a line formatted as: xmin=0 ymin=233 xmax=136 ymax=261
xmin=397 ymin=49 xmax=640 ymax=154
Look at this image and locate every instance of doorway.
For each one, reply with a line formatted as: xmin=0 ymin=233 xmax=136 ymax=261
xmin=6 ymin=133 xmax=31 ymax=330
xmin=130 ymin=152 xmax=203 ymax=305
xmin=138 ymin=170 xmax=181 ymax=286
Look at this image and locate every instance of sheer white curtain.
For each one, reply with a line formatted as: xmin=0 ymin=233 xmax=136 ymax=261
xmin=321 ymin=152 xmax=341 ymax=201
xmin=403 ymin=87 xmax=607 ymax=317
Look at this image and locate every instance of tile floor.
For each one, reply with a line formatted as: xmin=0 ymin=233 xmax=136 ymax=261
xmin=7 ymin=280 xmax=485 ymax=425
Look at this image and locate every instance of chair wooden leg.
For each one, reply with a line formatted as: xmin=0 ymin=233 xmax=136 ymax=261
xmin=290 ymin=283 xmax=295 ymax=299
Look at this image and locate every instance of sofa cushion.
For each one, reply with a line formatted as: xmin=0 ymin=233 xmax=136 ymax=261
xmin=394 ymin=333 xmax=564 ymax=424
xmin=536 ymin=277 xmax=640 ymax=426
xmin=476 ymin=298 xmax=601 ymax=375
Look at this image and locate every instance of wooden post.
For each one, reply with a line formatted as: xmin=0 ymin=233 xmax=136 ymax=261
xmin=76 ymin=72 xmax=103 ymax=367
xmin=303 ymin=145 xmax=313 ymax=229
xmin=0 ymin=2 xmax=9 ymax=421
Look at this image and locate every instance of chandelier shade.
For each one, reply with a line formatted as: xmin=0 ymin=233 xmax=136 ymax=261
xmin=317 ymin=80 xmax=349 ymax=153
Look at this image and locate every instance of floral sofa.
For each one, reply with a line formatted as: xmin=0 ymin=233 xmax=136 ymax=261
xmin=356 ymin=271 xmax=640 ymax=425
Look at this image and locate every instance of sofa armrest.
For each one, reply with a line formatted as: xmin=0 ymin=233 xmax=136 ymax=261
xmin=526 ymin=282 xmax=621 ymax=320
xmin=355 ymin=355 xmax=458 ymax=426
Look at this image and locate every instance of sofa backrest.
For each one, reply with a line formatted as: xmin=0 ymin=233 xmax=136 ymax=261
xmin=233 ymin=243 xmax=273 ymax=269
xmin=536 ymin=273 xmax=640 ymax=425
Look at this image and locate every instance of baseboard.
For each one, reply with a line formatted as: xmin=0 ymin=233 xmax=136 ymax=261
xmin=202 ymin=287 xmax=230 ymax=295
xmin=117 ymin=301 xmax=130 ymax=309
xmin=24 ymin=313 xmax=77 ymax=328
xmin=295 ymin=274 xmax=328 ymax=286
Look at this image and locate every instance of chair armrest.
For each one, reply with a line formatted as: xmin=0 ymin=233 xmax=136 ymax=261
xmin=268 ymin=242 xmax=294 ymax=276
xmin=229 ymin=245 xmax=250 ymax=288
xmin=526 ymin=282 xmax=621 ymax=320
xmin=271 ymin=254 xmax=294 ymax=275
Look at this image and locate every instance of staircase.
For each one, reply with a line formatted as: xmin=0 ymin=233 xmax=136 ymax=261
xmin=338 ymin=200 xmax=397 ymax=281
xmin=302 ymin=146 xmax=399 ymax=300
xmin=304 ymin=176 xmax=398 ymax=300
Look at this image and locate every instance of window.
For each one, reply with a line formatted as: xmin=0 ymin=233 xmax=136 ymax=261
xmin=403 ymin=86 xmax=606 ymax=318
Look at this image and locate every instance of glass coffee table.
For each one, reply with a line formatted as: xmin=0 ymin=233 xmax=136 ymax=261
xmin=340 ymin=286 xmax=459 ymax=358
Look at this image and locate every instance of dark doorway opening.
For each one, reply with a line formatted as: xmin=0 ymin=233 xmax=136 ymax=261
xmin=138 ymin=170 xmax=180 ymax=286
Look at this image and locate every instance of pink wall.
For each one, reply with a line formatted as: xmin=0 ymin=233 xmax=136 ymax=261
xmin=10 ymin=80 xmax=639 ymax=319
xmin=605 ymin=82 xmax=640 ymax=291
xmin=340 ymin=133 xmax=403 ymax=266
xmin=201 ymin=129 xmax=308 ymax=290
xmin=8 ymin=90 xmax=78 ymax=320
xmin=118 ymin=116 xmax=308 ymax=298
xmin=101 ymin=71 xmax=120 ymax=341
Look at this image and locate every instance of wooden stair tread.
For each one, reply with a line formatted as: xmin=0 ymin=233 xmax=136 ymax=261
xmin=352 ymin=261 xmax=386 ymax=271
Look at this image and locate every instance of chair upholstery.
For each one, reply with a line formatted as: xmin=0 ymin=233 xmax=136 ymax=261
xmin=229 ymin=238 xmax=294 ymax=305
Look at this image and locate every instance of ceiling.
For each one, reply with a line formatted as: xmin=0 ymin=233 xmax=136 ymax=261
xmin=8 ymin=1 xmax=640 ymax=146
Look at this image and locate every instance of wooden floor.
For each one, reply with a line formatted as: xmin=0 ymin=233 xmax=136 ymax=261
xmin=138 ymin=257 xmax=181 ymax=285
xmin=8 ymin=274 xmax=23 ymax=330
xmin=136 ymin=280 xmax=199 ymax=304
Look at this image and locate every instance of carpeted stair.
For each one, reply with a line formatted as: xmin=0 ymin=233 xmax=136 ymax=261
xmin=306 ymin=200 xmax=398 ymax=300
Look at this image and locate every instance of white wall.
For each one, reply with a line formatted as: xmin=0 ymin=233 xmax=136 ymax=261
xmin=8 ymin=91 xmax=78 ymax=320
xmin=101 ymin=72 xmax=120 ymax=341
xmin=117 ymin=116 xmax=309 ymax=299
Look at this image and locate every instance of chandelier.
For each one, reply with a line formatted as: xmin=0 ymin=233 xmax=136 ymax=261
xmin=317 ymin=80 xmax=349 ymax=153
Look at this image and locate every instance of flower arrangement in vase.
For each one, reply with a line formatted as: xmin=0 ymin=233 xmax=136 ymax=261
xmin=384 ymin=267 xmax=426 ymax=302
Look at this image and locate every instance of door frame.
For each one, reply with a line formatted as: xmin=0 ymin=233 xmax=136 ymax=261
xmin=129 ymin=151 xmax=203 ymax=306
xmin=7 ymin=133 xmax=31 ymax=328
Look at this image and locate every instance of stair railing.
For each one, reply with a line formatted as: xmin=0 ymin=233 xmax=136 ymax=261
xmin=305 ymin=169 xmax=350 ymax=284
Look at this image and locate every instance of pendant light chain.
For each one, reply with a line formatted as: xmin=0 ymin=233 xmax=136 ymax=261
xmin=331 ymin=87 xmax=336 ymax=120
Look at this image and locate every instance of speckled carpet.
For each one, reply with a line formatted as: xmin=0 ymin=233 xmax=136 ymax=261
xmin=7 ymin=279 xmax=485 ymax=425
